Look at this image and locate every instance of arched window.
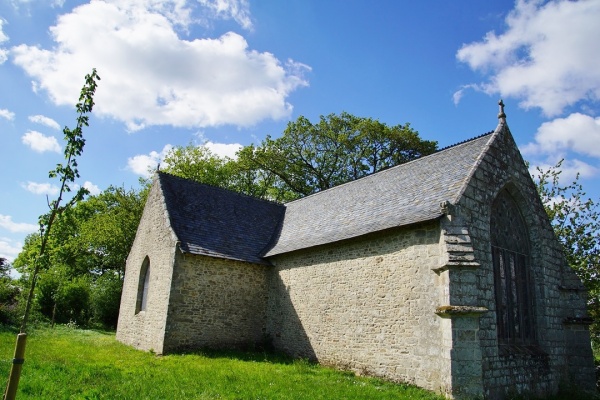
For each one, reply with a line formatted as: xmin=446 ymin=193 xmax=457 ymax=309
xmin=135 ymin=257 xmax=150 ymax=314
xmin=491 ymin=190 xmax=535 ymax=345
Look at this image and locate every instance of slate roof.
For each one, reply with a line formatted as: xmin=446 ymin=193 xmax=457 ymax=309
xmin=157 ymin=172 xmax=285 ymax=265
xmin=156 ymin=131 xmax=496 ymax=263
xmin=263 ymin=132 xmax=495 ymax=256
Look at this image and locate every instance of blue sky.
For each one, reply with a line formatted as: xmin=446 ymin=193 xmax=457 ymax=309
xmin=1 ymin=0 xmax=599 ymax=262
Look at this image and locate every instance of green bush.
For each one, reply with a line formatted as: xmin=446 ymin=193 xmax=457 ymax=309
xmin=90 ymin=274 xmax=122 ymax=329
xmin=59 ymin=277 xmax=91 ymax=326
xmin=0 ymin=277 xmax=20 ymax=326
xmin=35 ymin=274 xmax=91 ymax=326
xmin=34 ymin=273 xmax=60 ymax=320
xmin=33 ymin=272 xmax=124 ymax=329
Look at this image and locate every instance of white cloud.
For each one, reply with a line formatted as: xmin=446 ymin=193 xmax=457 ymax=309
xmin=0 ymin=215 xmax=37 ymax=234
xmin=28 ymin=114 xmax=61 ymax=130
xmin=21 ymin=181 xmax=60 ymax=196
xmin=70 ymin=181 xmax=101 ymax=196
xmin=9 ymin=0 xmax=66 ymax=10
xmin=21 ymin=130 xmax=61 ymax=153
xmin=0 ymin=109 xmax=15 ymax=120
xmin=457 ymin=0 xmax=600 ymax=116
xmin=0 ymin=19 xmax=8 ymax=64
xmin=553 ymin=159 xmax=597 ymax=181
xmin=452 ymin=84 xmax=484 ymax=106
xmin=198 ymin=0 xmax=253 ymax=30
xmin=521 ymin=113 xmax=600 ymax=159
xmin=127 ymin=140 xmax=241 ymax=177
xmin=23 ymin=180 xmax=99 ymax=198
xmin=127 ymin=144 xmax=173 ymax=178
xmin=11 ymin=0 xmax=310 ymax=132
xmin=0 ymin=19 xmax=8 ymax=43
xmin=204 ymin=141 xmax=242 ymax=159
xmin=0 ymin=237 xmax=24 ymax=263
xmin=83 ymin=181 xmax=101 ymax=196
xmin=529 ymin=158 xmax=598 ymax=184
xmin=522 ymin=113 xmax=600 ymax=181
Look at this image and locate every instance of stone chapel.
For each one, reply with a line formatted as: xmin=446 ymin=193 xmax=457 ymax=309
xmin=116 ymin=104 xmax=595 ymax=399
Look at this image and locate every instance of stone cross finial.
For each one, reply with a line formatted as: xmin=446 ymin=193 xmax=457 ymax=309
xmin=498 ymin=99 xmax=506 ymax=124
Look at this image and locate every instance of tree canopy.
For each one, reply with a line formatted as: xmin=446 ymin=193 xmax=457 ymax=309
xmin=163 ymin=112 xmax=437 ymax=202
xmin=162 ymin=144 xmax=237 ymax=189
xmin=239 ymin=112 xmax=437 ymax=200
xmin=534 ymin=160 xmax=600 ymax=344
xmin=13 ymin=186 xmax=146 ymax=328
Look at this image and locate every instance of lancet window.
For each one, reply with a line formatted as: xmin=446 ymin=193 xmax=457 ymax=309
xmin=491 ymin=189 xmax=535 ymax=345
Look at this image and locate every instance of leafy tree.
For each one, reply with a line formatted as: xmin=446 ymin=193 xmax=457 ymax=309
xmin=35 ymin=270 xmax=62 ymax=322
xmin=58 ymin=276 xmax=91 ymax=326
xmin=19 ymin=69 xmax=100 ymax=334
xmin=0 ymin=281 xmax=19 ymax=326
xmin=12 ymin=234 xmax=43 ymax=280
xmin=534 ymin=160 xmax=600 ymax=342
xmin=34 ymin=272 xmax=90 ymax=326
xmin=90 ymin=273 xmax=123 ymax=328
xmin=13 ymin=186 xmax=146 ymax=328
xmin=164 ymin=113 xmax=437 ymax=202
xmin=161 ymin=143 xmax=280 ymax=199
xmin=65 ymin=186 xmax=147 ymax=279
xmin=5 ymin=69 xmax=100 ymax=400
xmin=238 ymin=112 xmax=437 ymax=200
xmin=0 ymin=258 xmax=19 ymax=326
xmin=162 ymin=144 xmax=237 ymax=188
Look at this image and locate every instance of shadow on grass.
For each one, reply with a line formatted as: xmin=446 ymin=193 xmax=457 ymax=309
xmin=168 ymin=347 xmax=319 ymax=366
xmin=176 ymin=346 xmax=301 ymax=366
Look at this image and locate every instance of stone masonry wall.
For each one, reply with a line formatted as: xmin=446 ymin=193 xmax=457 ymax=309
xmin=116 ymin=177 xmax=178 ymax=354
xmin=266 ymin=221 xmax=453 ymax=394
xmin=453 ymin=125 xmax=595 ymax=399
xmin=162 ymin=253 xmax=269 ymax=352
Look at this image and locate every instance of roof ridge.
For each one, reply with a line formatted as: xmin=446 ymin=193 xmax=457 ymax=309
xmin=158 ymin=131 xmax=495 ymax=207
xmin=285 ymin=131 xmax=495 ymax=205
xmin=157 ymin=170 xmax=283 ymax=206
xmin=437 ymin=131 xmax=494 ymax=152
xmin=266 ymin=129 xmax=497 ymax=257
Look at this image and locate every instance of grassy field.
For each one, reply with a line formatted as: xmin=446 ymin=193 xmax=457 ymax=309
xmin=0 ymin=326 xmax=445 ymax=399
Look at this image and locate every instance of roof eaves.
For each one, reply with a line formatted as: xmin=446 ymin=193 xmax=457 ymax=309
xmin=180 ymin=243 xmax=273 ymax=266
xmin=264 ymin=214 xmax=445 ymax=258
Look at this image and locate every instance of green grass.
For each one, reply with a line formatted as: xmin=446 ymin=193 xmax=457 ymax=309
xmin=0 ymin=326 xmax=444 ymax=399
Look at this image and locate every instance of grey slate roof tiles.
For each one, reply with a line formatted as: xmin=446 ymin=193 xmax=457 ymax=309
xmin=156 ymin=131 xmax=496 ymax=263
xmin=158 ymin=172 xmax=285 ymax=265
xmin=264 ymin=132 xmax=494 ymax=256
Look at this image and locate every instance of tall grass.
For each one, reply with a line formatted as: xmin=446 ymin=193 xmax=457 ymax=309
xmin=0 ymin=326 xmax=444 ymax=399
